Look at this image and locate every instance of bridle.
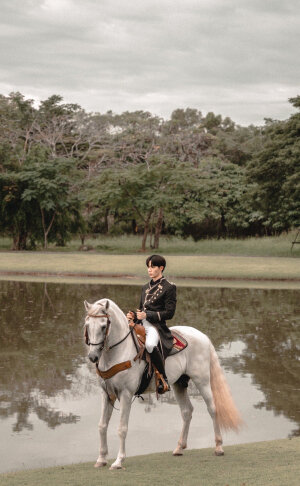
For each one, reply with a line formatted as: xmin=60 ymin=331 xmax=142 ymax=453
xmin=84 ymin=310 xmax=139 ymax=393
xmin=85 ymin=314 xmax=111 ymax=348
xmin=84 ymin=313 xmax=135 ymax=351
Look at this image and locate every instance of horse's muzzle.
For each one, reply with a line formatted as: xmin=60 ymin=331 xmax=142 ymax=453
xmin=88 ymin=352 xmax=99 ymax=363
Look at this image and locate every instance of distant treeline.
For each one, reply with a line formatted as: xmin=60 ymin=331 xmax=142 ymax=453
xmin=0 ymin=92 xmax=299 ymax=250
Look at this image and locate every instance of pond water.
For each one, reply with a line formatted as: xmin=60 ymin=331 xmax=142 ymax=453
xmin=0 ymin=280 xmax=299 ymax=473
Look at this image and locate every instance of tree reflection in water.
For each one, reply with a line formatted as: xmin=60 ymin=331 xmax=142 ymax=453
xmin=0 ymin=281 xmax=299 ymax=435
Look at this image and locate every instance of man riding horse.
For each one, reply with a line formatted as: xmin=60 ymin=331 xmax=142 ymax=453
xmin=127 ymin=254 xmax=176 ymax=394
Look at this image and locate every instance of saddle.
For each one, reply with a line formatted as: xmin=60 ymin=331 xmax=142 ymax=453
xmin=129 ymin=321 xmax=188 ymax=360
xmin=129 ymin=321 xmax=188 ymax=396
xmin=129 ymin=322 xmax=188 ymax=355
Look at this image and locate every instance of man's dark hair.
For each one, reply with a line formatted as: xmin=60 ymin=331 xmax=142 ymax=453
xmin=146 ymin=254 xmax=166 ymax=271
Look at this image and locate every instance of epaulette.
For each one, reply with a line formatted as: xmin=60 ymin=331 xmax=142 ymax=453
xmin=165 ymin=279 xmax=176 ymax=286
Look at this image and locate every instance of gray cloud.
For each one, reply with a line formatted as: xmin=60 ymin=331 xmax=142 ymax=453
xmin=0 ymin=0 xmax=299 ymax=125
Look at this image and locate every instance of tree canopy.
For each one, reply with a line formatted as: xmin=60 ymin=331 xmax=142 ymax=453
xmin=0 ymin=92 xmax=299 ymax=249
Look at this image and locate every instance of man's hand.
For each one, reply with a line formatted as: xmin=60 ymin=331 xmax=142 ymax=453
xmin=126 ymin=311 xmax=135 ymax=321
xmin=136 ymin=309 xmax=146 ymax=320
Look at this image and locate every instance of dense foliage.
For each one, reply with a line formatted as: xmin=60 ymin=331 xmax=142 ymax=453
xmin=0 ymin=92 xmax=299 ymax=249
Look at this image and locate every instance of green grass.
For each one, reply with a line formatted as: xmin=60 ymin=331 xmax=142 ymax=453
xmin=1 ymin=232 xmax=299 ymax=286
xmin=1 ymin=273 xmax=299 ymax=289
xmin=1 ymin=231 xmax=300 ymax=257
xmin=0 ymin=252 xmax=299 ymax=282
xmin=1 ymin=438 xmax=299 ymax=486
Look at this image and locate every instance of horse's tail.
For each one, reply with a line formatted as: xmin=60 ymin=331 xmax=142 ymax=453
xmin=210 ymin=342 xmax=243 ymax=432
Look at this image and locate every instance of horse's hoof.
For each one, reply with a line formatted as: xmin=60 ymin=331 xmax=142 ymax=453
xmin=173 ymin=447 xmax=184 ymax=456
xmin=173 ymin=443 xmax=187 ymax=455
xmin=215 ymin=450 xmax=225 ymax=456
xmin=94 ymin=461 xmax=107 ymax=468
xmin=109 ymin=465 xmax=123 ymax=470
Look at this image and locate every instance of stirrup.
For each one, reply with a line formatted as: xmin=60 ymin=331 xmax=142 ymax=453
xmin=157 ymin=377 xmax=170 ymax=395
xmin=154 ymin=369 xmax=170 ymax=395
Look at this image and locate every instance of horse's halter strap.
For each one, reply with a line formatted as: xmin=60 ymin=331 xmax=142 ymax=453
xmin=85 ymin=314 xmax=111 ymax=348
xmin=85 ymin=313 xmax=135 ymax=351
xmin=85 ymin=312 xmax=137 ymax=384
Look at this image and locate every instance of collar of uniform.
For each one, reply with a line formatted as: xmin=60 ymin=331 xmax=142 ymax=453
xmin=150 ymin=276 xmax=164 ymax=286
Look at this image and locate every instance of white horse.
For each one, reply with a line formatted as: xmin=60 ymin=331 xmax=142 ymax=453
xmin=84 ymin=298 xmax=242 ymax=470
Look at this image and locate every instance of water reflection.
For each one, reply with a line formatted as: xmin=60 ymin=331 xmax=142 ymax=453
xmin=0 ymin=281 xmax=299 ymax=439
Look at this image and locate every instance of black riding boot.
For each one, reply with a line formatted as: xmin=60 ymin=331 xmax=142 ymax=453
xmin=150 ymin=346 xmax=170 ymax=394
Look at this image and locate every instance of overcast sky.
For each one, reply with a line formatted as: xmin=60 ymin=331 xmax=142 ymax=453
xmin=1 ymin=0 xmax=299 ymax=125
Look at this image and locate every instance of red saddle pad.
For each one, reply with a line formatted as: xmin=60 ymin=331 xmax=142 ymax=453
xmin=170 ymin=330 xmax=188 ymax=355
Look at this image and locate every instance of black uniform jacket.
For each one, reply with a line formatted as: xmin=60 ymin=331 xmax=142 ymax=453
xmin=138 ymin=277 xmax=176 ymax=358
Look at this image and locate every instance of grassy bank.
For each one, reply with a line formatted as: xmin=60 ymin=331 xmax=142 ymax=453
xmin=1 ymin=273 xmax=300 ymax=289
xmin=1 ymin=232 xmax=300 ymax=257
xmin=1 ymin=438 xmax=299 ymax=486
xmin=0 ymin=252 xmax=299 ymax=284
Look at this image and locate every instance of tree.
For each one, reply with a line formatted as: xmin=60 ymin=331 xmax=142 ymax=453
xmin=69 ymin=110 xmax=112 ymax=176
xmin=108 ymin=110 xmax=162 ymax=169
xmin=163 ymin=108 xmax=203 ymax=133
xmin=0 ymin=92 xmax=37 ymax=165
xmin=85 ymin=157 xmax=195 ymax=250
xmin=161 ymin=109 xmax=216 ymax=168
xmin=20 ymin=147 xmax=83 ymax=248
xmin=173 ymin=158 xmax=252 ymax=240
xmin=0 ymin=170 xmax=38 ymax=249
xmin=246 ymin=96 xmax=300 ymax=233
xmin=32 ymin=95 xmax=82 ymax=159
xmin=203 ymin=111 xmax=222 ymax=132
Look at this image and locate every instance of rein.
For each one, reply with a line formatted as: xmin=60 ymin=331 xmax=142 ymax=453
xmin=85 ymin=314 xmax=111 ymax=348
xmin=85 ymin=313 xmax=135 ymax=351
xmin=85 ymin=313 xmax=137 ymax=382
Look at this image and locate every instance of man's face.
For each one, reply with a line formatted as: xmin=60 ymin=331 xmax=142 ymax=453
xmin=147 ymin=261 xmax=164 ymax=280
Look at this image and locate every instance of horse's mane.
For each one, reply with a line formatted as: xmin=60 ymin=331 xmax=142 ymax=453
xmin=88 ymin=299 xmax=127 ymax=325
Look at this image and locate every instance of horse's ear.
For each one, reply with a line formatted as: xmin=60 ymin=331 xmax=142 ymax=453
xmin=84 ymin=300 xmax=92 ymax=312
xmin=105 ymin=300 xmax=110 ymax=311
